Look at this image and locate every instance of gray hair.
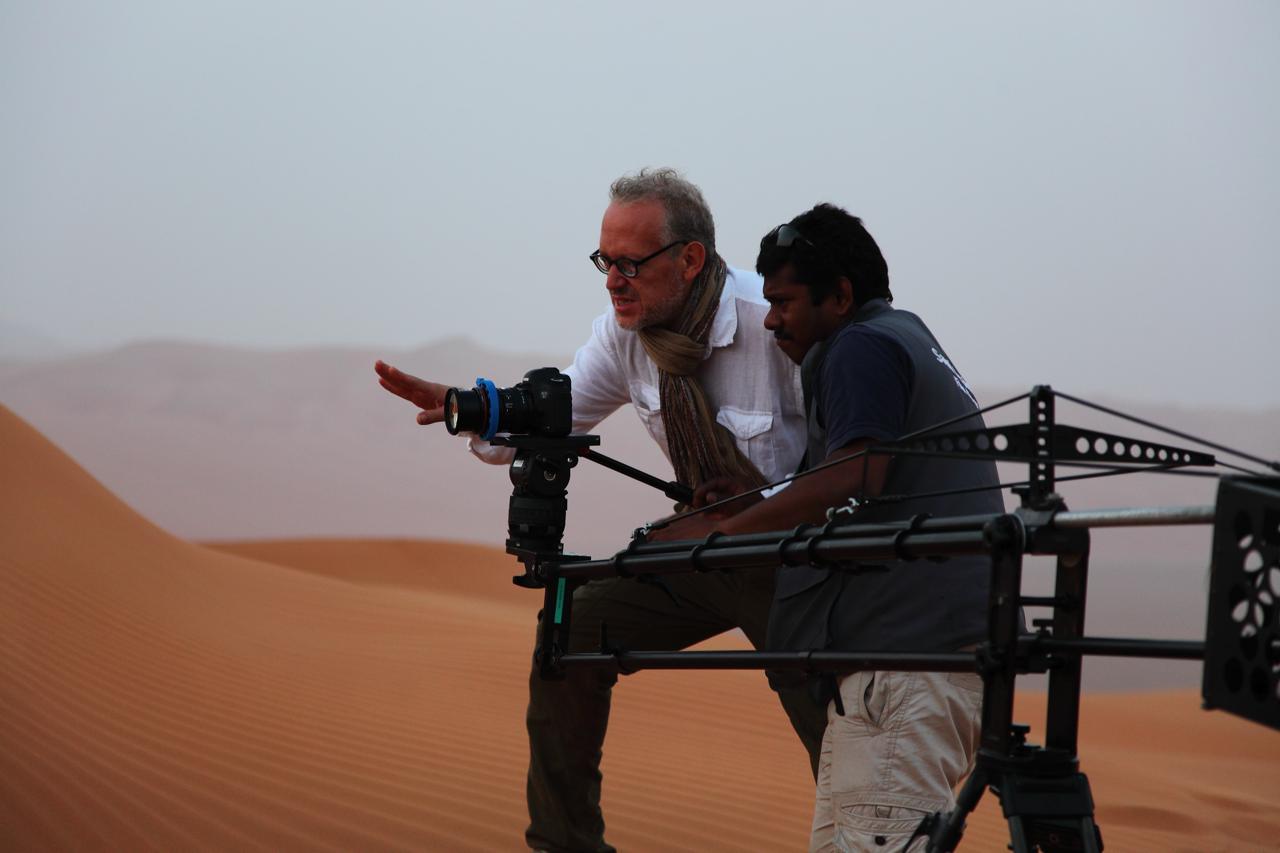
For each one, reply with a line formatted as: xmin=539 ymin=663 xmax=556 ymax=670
xmin=609 ymin=167 xmax=716 ymax=255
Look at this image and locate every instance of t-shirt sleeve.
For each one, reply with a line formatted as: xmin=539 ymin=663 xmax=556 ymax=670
xmin=819 ymin=326 xmax=914 ymax=457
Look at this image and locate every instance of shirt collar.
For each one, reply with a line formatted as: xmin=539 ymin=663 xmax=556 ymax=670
xmin=707 ymin=272 xmax=738 ymax=350
xmin=851 ymin=297 xmax=892 ymax=323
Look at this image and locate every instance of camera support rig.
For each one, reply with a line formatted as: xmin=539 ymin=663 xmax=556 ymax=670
xmin=503 ymin=384 xmax=1279 ymax=852
xmin=491 ymin=433 xmax=599 ymax=588
xmin=491 ymin=433 xmax=696 ymax=681
xmin=872 ymin=384 xmax=1215 ymax=511
xmin=538 ymin=492 xmax=1233 ymax=851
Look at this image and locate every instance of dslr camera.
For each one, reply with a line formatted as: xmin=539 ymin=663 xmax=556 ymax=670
xmin=443 ymin=367 xmax=573 ymax=439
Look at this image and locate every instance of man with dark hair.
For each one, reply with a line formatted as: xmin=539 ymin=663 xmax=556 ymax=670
xmin=662 ymin=203 xmax=1000 ymax=851
xmin=374 ymin=169 xmax=827 ymax=852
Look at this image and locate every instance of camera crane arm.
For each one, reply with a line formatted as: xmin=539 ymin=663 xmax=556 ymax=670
xmin=578 ymin=447 xmax=693 ymax=506
xmin=472 ymin=373 xmax=1278 ymax=853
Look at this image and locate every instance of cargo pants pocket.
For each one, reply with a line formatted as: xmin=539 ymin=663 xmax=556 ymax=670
xmin=832 ymin=790 xmax=944 ymax=852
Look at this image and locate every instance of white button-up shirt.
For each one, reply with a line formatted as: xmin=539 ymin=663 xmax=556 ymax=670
xmin=469 ymin=267 xmax=806 ymax=485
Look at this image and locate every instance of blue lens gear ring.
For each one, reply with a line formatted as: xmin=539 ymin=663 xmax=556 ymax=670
xmin=476 ymin=377 xmax=500 ymax=440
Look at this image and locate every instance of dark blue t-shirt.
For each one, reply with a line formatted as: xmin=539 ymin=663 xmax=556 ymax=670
xmin=820 ymin=324 xmax=915 ymax=457
xmin=771 ymin=302 xmax=1005 ymax=661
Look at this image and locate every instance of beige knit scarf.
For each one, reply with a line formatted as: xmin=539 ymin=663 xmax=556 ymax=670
xmin=638 ymin=254 xmax=767 ymax=495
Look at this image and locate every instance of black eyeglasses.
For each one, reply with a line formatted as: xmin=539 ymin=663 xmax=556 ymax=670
xmin=589 ymin=240 xmax=688 ymax=278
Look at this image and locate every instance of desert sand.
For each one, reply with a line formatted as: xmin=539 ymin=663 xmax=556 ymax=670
xmin=3 ymin=402 xmax=1278 ymax=852
xmin=7 ymin=340 xmax=1280 ymax=694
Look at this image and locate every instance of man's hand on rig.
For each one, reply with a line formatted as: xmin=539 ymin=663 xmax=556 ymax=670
xmin=645 ymin=477 xmax=762 ymax=542
xmin=693 ymin=476 xmax=764 ymax=517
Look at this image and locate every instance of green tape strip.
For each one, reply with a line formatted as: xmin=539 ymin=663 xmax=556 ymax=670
xmin=553 ymin=578 xmax=567 ymax=624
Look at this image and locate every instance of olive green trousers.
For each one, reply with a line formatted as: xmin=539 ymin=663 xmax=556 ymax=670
xmin=525 ymin=566 xmax=828 ymax=853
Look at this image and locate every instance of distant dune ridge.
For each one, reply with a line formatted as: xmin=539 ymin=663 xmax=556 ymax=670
xmin=2 ymin=338 xmax=1278 ymax=691
xmin=4 ymin=403 xmax=1280 ymax=850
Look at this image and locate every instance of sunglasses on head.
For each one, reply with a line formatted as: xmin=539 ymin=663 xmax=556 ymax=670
xmin=771 ymin=223 xmax=815 ymax=249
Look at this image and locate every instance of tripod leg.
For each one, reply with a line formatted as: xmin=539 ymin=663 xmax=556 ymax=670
xmin=923 ymin=762 xmax=988 ymax=852
xmin=1006 ymin=816 xmax=1033 ymax=853
xmin=535 ymin=574 xmax=576 ymax=679
xmin=1080 ymin=816 xmax=1103 ymax=853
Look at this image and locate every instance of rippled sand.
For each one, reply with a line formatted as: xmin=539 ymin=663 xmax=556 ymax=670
xmin=3 ymin=404 xmax=1277 ymax=851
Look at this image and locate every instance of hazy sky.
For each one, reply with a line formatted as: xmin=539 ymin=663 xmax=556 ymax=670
xmin=3 ymin=1 xmax=1277 ymax=407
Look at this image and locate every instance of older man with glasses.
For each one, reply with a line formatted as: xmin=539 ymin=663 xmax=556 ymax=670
xmin=375 ymin=167 xmax=826 ymax=852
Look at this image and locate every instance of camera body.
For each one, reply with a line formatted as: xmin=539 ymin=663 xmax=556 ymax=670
xmin=444 ymin=367 xmax=573 ymax=440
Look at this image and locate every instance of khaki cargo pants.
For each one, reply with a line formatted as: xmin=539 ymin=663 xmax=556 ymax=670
xmin=809 ymin=669 xmax=983 ymax=852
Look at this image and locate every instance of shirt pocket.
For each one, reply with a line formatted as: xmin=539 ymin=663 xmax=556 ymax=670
xmin=715 ymin=406 xmax=776 ymax=479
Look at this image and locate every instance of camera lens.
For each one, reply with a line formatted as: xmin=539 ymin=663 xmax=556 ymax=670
xmin=443 ymin=386 xmax=486 ymax=435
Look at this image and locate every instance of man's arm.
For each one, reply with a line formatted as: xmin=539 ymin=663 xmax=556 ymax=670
xmin=650 ymin=439 xmax=890 ymax=540
xmin=373 ymin=311 xmax=631 ymax=464
xmin=720 ymin=440 xmax=889 ymax=534
xmin=653 ymin=323 xmax=911 ymax=540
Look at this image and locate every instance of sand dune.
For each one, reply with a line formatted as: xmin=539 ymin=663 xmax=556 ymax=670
xmin=3 ymin=403 xmax=1279 ymax=852
xmin=5 ymin=339 xmax=1279 ymax=694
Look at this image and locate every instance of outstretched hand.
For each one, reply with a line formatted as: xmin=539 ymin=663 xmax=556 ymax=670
xmin=374 ymin=360 xmax=450 ymax=425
